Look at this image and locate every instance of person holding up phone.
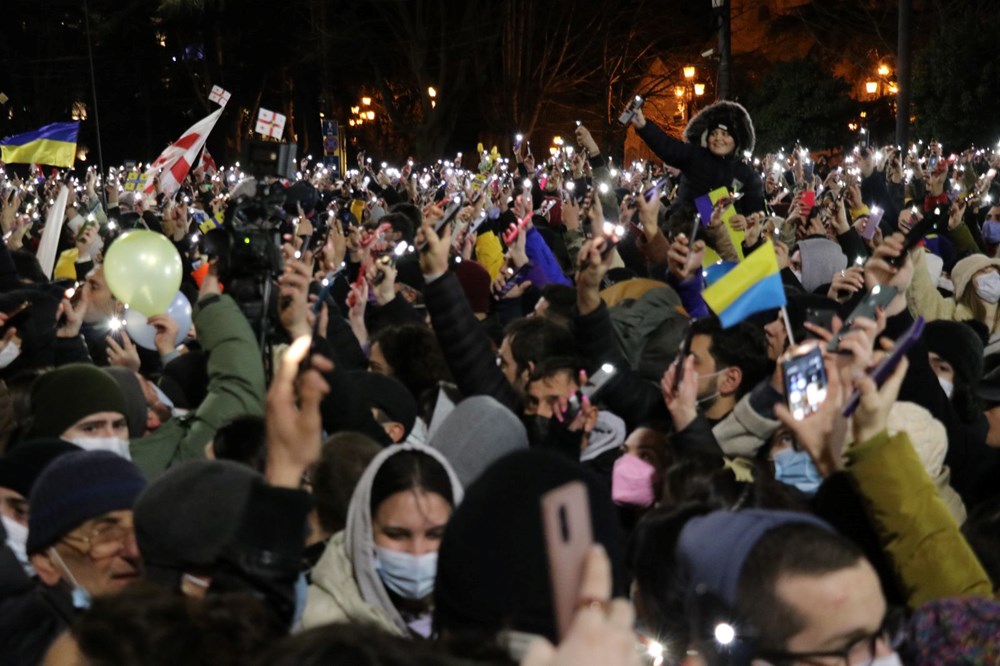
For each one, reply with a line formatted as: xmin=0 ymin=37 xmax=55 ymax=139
xmin=629 ymin=101 xmax=765 ymax=220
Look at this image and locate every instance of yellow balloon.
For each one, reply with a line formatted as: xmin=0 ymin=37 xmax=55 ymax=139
xmin=103 ymin=230 xmax=183 ymax=315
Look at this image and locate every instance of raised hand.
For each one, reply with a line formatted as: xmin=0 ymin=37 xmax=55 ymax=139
xmin=264 ymin=335 xmax=334 ymax=488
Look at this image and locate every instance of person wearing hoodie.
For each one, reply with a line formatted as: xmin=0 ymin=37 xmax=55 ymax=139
xmin=908 ymin=251 xmax=1000 ymax=336
xmin=631 ymin=100 xmax=765 ymax=217
xmin=303 ymin=443 xmax=463 ymax=637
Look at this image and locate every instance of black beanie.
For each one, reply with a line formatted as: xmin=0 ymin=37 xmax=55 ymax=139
xmin=433 ymin=449 xmax=625 ymax=643
xmin=924 ymin=320 xmax=985 ymax=387
xmin=27 ymin=450 xmax=146 ymax=554
xmin=29 ymin=364 xmax=128 ymax=438
xmin=351 ymin=371 xmax=418 ymax=438
xmin=0 ymin=439 xmax=80 ymax=498
xmin=134 ymin=459 xmax=258 ymax=585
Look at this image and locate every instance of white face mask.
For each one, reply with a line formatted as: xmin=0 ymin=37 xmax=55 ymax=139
xmin=870 ymin=652 xmax=904 ymax=666
xmin=1 ymin=513 xmax=31 ymax=574
xmin=0 ymin=341 xmax=21 ymax=369
xmin=974 ymin=271 xmax=1000 ymax=304
xmin=696 ymin=367 xmax=729 ymax=407
xmin=938 ymin=376 xmax=954 ymax=399
xmin=69 ymin=436 xmax=132 ymax=460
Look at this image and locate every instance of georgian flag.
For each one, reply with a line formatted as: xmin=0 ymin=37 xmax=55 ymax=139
xmin=208 ymin=85 xmax=231 ymax=107
xmin=255 ymin=108 xmax=286 ymax=139
xmin=198 ymin=147 xmax=218 ymax=176
xmin=142 ymin=107 xmax=223 ymax=196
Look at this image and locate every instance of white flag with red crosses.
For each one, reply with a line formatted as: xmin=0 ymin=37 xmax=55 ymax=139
xmin=255 ymin=108 xmax=286 ymax=140
xmin=142 ymin=107 xmax=223 ymax=197
xmin=208 ymin=85 xmax=231 ymax=107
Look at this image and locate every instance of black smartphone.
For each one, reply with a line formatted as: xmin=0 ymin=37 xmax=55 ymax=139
xmin=782 ymin=345 xmax=828 ymax=421
xmin=826 ymin=285 xmax=898 ymax=353
xmin=672 ymin=324 xmax=695 ymax=391
xmin=805 ymin=307 xmax=836 ymax=340
xmin=577 ymin=237 xmax=619 ymax=272
xmin=891 ymin=212 xmax=939 ymax=267
xmin=841 ymin=316 xmax=925 ymax=417
xmin=417 ymin=193 xmax=465 ymax=252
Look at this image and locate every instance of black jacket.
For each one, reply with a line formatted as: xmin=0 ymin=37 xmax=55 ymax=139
xmin=637 ymin=120 xmax=765 ymax=216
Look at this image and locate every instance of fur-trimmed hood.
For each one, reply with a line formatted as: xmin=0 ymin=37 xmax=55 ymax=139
xmin=683 ymin=100 xmax=756 ymax=156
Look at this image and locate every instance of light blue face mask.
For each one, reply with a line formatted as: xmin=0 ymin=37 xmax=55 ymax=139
xmin=49 ymin=548 xmax=92 ymax=610
xmin=375 ymin=546 xmax=437 ymax=600
xmin=773 ymin=448 xmax=822 ymax=495
xmin=290 ymin=572 xmax=308 ymax=630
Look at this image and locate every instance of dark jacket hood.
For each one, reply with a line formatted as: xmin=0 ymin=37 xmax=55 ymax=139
xmin=684 ymin=100 xmax=756 ymax=156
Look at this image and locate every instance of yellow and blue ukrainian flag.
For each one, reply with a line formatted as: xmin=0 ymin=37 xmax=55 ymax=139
xmin=702 ymin=240 xmax=786 ymax=328
xmin=0 ymin=121 xmax=79 ymax=168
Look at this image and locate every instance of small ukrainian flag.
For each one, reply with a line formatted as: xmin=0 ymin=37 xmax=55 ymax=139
xmin=702 ymin=240 xmax=787 ymax=328
xmin=0 ymin=121 xmax=79 ymax=168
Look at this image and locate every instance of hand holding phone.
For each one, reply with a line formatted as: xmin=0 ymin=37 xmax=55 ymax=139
xmin=782 ymin=345 xmax=828 ymax=421
xmin=842 ymin=316 xmax=923 ymax=417
xmin=826 ymin=285 xmax=897 ymax=353
xmin=617 ymin=95 xmax=645 ymax=126
xmin=541 ymin=481 xmax=593 ymax=641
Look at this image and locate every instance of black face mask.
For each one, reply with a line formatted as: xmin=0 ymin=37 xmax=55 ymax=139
xmin=525 ymin=414 xmax=551 ymax=448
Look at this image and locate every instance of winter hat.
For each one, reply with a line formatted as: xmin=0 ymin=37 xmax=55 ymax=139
xmin=683 ymin=101 xmax=756 ymax=155
xmin=134 ymin=459 xmax=258 ymax=585
xmin=27 ymin=450 xmax=146 ymax=554
xmin=159 ymin=350 xmax=209 ymax=410
xmin=452 ymin=259 xmax=492 ymax=315
xmin=905 ymin=597 xmax=1000 ymax=665
xmin=351 ymin=371 xmax=418 ymax=438
xmin=0 ymin=439 xmax=80 ymax=498
xmin=394 ymin=253 xmax=425 ymax=292
xmin=676 ymin=509 xmax=832 ymax=607
xmin=29 ymin=364 xmax=128 ymax=439
xmin=924 ymin=321 xmax=985 ymax=388
xmin=796 ymin=238 xmax=847 ymax=293
xmin=103 ymin=367 xmax=148 ymax=439
xmin=428 ymin=395 xmax=528 ymax=487
xmin=951 ymin=254 xmax=1000 ymax=301
xmin=580 ymin=410 xmax=626 ymax=462
xmin=434 ymin=449 xmax=626 ymax=643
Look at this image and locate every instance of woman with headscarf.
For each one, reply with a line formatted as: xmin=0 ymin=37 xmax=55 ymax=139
xmin=302 ymin=443 xmax=462 ymax=637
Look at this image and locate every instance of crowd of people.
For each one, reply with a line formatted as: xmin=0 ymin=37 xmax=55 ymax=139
xmin=1 ymin=96 xmax=1000 ymax=665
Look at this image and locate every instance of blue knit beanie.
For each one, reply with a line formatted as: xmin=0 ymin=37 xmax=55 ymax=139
xmin=27 ymin=450 xmax=146 ymax=554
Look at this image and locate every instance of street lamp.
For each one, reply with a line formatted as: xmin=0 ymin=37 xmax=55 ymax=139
xmin=694 ymin=83 xmax=706 ymax=97
xmin=361 ymin=96 xmax=372 ymax=106
xmin=683 ymin=66 xmax=696 ymax=80
xmin=877 ymin=64 xmax=891 ymax=77
xmin=427 ymin=86 xmax=437 ymax=98
xmin=865 ymin=81 xmax=879 ymax=95
xmin=674 ymin=86 xmax=685 ymax=98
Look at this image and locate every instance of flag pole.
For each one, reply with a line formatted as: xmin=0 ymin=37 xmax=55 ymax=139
xmin=83 ymin=0 xmax=106 ymax=201
xmin=780 ymin=305 xmax=796 ymax=348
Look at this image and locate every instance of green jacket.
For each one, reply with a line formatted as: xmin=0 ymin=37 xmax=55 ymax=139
xmin=130 ymin=294 xmax=265 ymax=479
xmin=846 ymin=430 xmax=993 ymax=609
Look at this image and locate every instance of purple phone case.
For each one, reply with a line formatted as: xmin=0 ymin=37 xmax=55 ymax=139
xmin=841 ymin=316 xmax=925 ymax=417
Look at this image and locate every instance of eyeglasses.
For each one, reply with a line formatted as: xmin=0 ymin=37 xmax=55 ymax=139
xmin=757 ymin=607 xmax=907 ymax=666
xmin=61 ymin=518 xmax=134 ymax=560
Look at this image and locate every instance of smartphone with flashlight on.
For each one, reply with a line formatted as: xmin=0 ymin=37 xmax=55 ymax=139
xmin=561 ymin=363 xmax=618 ymax=423
xmin=782 ymin=345 xmax=828 ymax=421
xmin=618 ymin=95 xmax=645 ymax=126
xmin=417 ymin=193 xmax=465 ymax=252
xmin=826 ymin=285 xmax=898 ymax=353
